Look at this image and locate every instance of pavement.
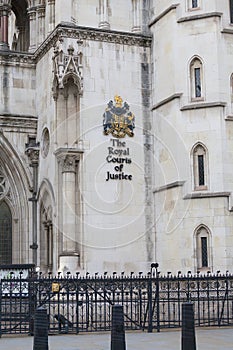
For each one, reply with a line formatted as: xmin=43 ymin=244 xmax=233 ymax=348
xmin=0 ymin=327 xmax=232 ymax=349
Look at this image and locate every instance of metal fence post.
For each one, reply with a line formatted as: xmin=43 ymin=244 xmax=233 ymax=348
xmin=33 ymin=306 xmax=49 ymax=350
xmin=148 ymin=276 xmax=153 ymax=333
xmin=0 ymin=281 xmax=1 ymax=338
xmin=155 ymin=265 xmax=160 ymax=333
xmin=181 ymin=302 xmax=196 ymax=350
xmin=111 ymin=305 xmax=126 ymax=350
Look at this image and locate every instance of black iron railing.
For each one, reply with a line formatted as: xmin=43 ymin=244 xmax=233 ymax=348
xmin=0 ymin=270 xmax=233 ymax=335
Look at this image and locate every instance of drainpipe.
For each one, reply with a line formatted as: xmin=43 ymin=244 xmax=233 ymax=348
xmin=26 ymin=141 xmax=40 ymax=266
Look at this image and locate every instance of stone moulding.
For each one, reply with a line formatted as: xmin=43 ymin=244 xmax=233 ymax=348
xmin=184 ymin=191 xmax=231 ymax=199
xmin=0 ymin=115 xmax=37 ymax=131
xmin=177 ymin=12 xmax=222 ymax=23
xmin=0 ymin=23 xmax=152 ymax=65
xmin=180 ymin=101 xmax=226 ymax=111
xmin=153 ymin=180 xmax=185 ymax=193
xmin=149 ymin=4 xmax=179 ymax=27
xmin=151 ymin=93 xmax=182 ymax=110
xmin=34 ymin=24 xmax=152 ymax=61
xmin=0 ymin=52 xmax=35 ymax=67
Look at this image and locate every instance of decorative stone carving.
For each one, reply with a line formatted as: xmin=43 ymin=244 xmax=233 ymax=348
xmin=25 ymin=142 xmax=40 ymax=165
xmin=52 ymin=41 xmax=83 ymax=97
xmin=27 ymin=148 xmax=40 ymax=164
xmin=0 ymin=166 xmax=9 ymax=201
xmin=34 ymin=24 xmax=151 ymax=61
xmin=0 ymin=0 xmax=11 ymax=9
xmin=61 ymin=155 xmax=77 ymax=173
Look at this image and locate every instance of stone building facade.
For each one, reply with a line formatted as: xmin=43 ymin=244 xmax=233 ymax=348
xmin=0 ymin=0 xmax=233 ymax=275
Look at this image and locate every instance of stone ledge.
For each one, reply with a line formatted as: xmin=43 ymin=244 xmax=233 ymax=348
xmin=153 ymin=181 xmax=185 ymax=193
xmin=184 ymin=191 xmax=230 ymax=199
xmin=180 ymin=101 xmax=226 ymax=111
xmin=225 ymin=115 xmax=233 ymax=121
xmin=149 ymin=4 xmax=179 ymax=27
xmin=54 ymin=147 xmax=84 ymax=160
xmin=222 ymin=28 xmax=233 ymax=34
xmin=177 ymin=11 xmax=222 ymax=23
xmin=151 ymin=93 xmax=182 ymax=110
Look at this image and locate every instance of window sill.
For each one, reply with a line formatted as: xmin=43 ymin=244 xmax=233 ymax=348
xmin=180 ymin=101 xmax=226 ymax=111
xmin=194 ymin=185 xmax=208 ymax=191
xmin=191 ymin=97 xmax=204 ymax=102
xmin=188 ymin=7 xmax=201 ymax=12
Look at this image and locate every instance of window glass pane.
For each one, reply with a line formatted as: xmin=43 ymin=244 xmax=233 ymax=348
xmin=192 ymin=0 xmax=198 ymax=8
xmin=194 ymin=67 xmax=201 ymax=97
xmin=201 ymin=237 xmax=208 ymax=267
xmin=0 ymin=201 xmax=12 ymax=264
xmin=230 ymin=0 xmax=233 ymax=23
xmin=198 ymin=154 xmax=205 ymax=186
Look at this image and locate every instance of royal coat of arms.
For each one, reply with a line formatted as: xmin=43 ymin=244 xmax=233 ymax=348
xmin=103 ymin=96 xmax=135 ymax=138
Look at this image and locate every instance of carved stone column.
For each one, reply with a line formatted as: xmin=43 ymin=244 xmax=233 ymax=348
xmin=61 ymin=155 xmax=77 ymax=252
xmin=131 ymin=0 xmax=141 ymax=33
xmin=99 ymin=0 xmax=110 ymax=29
xmin=55 ymin=149 xmax=83 ymax=273
xmin=37 ymin=4 xmax=45 ymax=46
xmin=0 ymin=0 xmax=11 ymax=50
xmin=48 ymin=0 xmax=55 ymax=34
xmin=28 ymin=6 xmax=37 ymax=52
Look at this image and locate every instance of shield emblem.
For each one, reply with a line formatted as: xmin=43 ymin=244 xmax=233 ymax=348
xmin=103 ymin=96 xmax=135 ymax=138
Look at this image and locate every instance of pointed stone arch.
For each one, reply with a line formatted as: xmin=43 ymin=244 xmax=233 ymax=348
xmin=188 ymin=55 xmax=205 ymax=101
xmin=0 ymin=131 xmax=32 ymax=263
xmin=38 ymin=179 xmax=56 ymax=272
xmin=0 ymin=201 xmax=12 ymax=264
xmin=193 ymin=224 xmax=213 ymax=273
xmin=52 ymin=43 xmax=83 ymax=147
xmin=191 ymin=141 xmax=209 ymax=191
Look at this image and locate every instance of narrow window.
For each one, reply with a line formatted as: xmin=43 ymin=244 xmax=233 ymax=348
xmin=230 ymin=0 xmax=233 ymax=23
xmin=192 ymin=143 xmax=208 ymax=190
xmin=198 ymin=155 xmax=204 ymax=186
xmin=0 ymin=201 xmax=12 ymax=264
xmin=201 ymin=237 xmax=208 ymax=267
xmin=192 ymin=0 xmax=198 ymax=8
xmin=190 ymin=57 xmax=204 ymax=101
xmin=194 ymin=68 xmax=201 ymax=97
xmin=196 ymin=226 xmax=211 ymax=270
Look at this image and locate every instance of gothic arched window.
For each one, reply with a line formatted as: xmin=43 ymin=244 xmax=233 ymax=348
xmin=192 ymin=143 xmax=208 ymax=191
xmin=195 ymin=226 xmax=211 ymax=271
xmin=0 ymin=201 xmax=12 ymax=264
xmin=190 ymin=57 xmax=204 ymax=101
